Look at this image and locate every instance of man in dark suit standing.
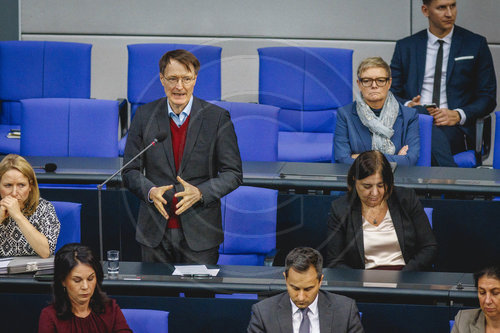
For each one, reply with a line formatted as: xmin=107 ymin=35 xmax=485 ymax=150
xmin=390 ymin=0 xmax=497 ymax=166
xmin=122 ymin=49 xmax=242 ymax=264
xmin=247 ymin=247 xmax=364 ymax=333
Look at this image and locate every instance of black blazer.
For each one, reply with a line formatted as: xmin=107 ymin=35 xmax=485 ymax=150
xmin=325 ymin=187 xmax=437 ymax=271
xmin=122 ymin=96 xmax=242 ymax=251
xmin=247 ymin=290 xmax=364 ymax=333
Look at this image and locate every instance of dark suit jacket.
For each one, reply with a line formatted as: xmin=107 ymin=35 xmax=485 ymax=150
xmin=247 ymin=290 xmax=364 ymax=333
xmin=325 ymin=187 xmax=437 ymax=271
xmin=122 ymin=96 xmax=242 ymax=251
xmin=390 ymin=25 xmax=497 ymax=137
xmin=451 ymin=309 xmax=485 ymax=333
xmin=334 ymin=101 xmax=420 ymax=166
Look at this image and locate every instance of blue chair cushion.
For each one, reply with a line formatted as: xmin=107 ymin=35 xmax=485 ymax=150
xmin=279 ymin=132 xmax=333 ymax=162
xmin=210 ymin=101 xmax=279 ymax=161
xmin=417 ymin=114 xmax=433 ymax=167
xmin=127 ymin=44 xmax=221 ymax=118
xmin=122 ymin=309 xmax=169 ymax=333
xmin=51 ymin=201 xmax=81 ymax=252
xmin=217 ymin=254 xmax=266 ymax=266
xmin=453 ymin=150 xmax=476 ymax=168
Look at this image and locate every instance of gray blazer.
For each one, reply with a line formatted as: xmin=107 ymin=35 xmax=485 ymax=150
xmin=247 ymin=290 xmax=364 ymax=333
xmin=122 ymin=96 xmax=242 ymax=251
xmin=451 ymin=309 xmax=486 ymax=333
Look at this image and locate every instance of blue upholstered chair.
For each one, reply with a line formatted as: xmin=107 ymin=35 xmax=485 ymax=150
xmin=122 ymin=309 xmax=169 ymax=333
xmin=417 ymin=114 xmax=433 ymax=167
xmin=51 ymin=201 xmax=82 ymax=252
xmin=0 ymin=41 xmax=91 ymax=154
xmin=218 ymin=186 xmax=278 ymax=266
xmin=453 ymin=114 xmax=493 ymax=168
xmin=492 ymin=111 xmax=500 ymax=169
xmin=424 ymin=207 xmax=433 ymax=228
xmin=127 ymin=43 xmax=222 ymax=119
xmin=258 ymin=46 xmax=353 ymax=162
xmin=118 ymin=43 xmax=223 ymax=155
xmin=210 ymin=101 xmax=280 ymax=161
xmin=20 ymin=98 xmax=119 ymax=157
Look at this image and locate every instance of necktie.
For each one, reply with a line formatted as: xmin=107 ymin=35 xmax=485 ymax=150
xmin=432 ymin=40 xmax=444 ymax=107
xmin=299 ymin=307 xmax=310 ymax=333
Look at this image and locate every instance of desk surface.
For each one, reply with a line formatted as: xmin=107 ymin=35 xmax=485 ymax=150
xmin=0 ymin=262 xmax=478 ymax=305
xmin=24 ymin=157 xmax=500 ymax=195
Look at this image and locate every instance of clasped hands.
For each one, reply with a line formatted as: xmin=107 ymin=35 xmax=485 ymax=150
xmin=0 ymin=195 xmax=23 ymax=221
xmin=408 ymin=95 xmax=460 ymax=126
xmin=149 ymin=176 xmax=202 ymax=220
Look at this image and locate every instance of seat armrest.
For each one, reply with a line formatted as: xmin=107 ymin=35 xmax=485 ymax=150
xmin=474 ymin=113 xmax=492 ymax=164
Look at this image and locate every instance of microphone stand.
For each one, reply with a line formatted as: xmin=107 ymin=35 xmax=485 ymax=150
xmin=97 ymin=138 xmax=162 ymax=260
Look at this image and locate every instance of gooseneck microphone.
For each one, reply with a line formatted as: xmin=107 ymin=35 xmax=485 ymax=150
xmin=32 ymin=163 xmax=58 ymax=173
xmin=97 ymin=132 xmax=168 ymax=260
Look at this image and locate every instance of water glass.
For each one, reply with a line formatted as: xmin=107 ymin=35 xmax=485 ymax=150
xmin=107 ymin=250 xmax=119 ymax=276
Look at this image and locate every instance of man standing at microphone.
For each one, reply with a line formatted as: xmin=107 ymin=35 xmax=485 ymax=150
xmin=122 ymin=49 xmax=242 ymax=264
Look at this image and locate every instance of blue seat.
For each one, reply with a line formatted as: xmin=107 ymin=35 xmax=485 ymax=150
xmin=119 ymin=43 xmax=223 ymax=155
xmin=127 ymin=43 xmax=222 ymax=119
xmin=258 ymin=46 xmax=353 ymax=162
xmin=0 ymin=41 xmax=91 ymax=154
xmin=424 ymin=207 xmax=433 ymax=228
xmin=453 ymin=114 xmax=492 ymax=168
xmin=122 ymin=309 xmax=169 ymax=333
xmin=218 ymin=186 xmax=278 ymax=266
xmin=20 ymin=98 xmax=119 ymax=157
xmin=210 ymin=101 xmax=279 ymax=161
xmin=51 ymin=201 xmax=82 ymax=252
xmin=417 ymin=114 xmax=433 ymax=167
xmin=492 ymin=111 xmax=500 ymax=169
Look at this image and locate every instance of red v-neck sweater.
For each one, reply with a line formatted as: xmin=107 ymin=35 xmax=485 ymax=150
xmin=168 ymin=115 xmax=190 ymax=229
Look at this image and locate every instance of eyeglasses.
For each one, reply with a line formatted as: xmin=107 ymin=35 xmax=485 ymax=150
xmin=359 ymin=77 xmax=390 ymax=87
xmin=163 ymin=76 xmax=195 ymax=86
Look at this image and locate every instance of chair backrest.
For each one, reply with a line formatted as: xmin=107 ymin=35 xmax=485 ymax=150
xmin=51 ymin=201 xmax=81 ymax=252
xmin=210 ymin=101 xmax=279 ymax=161
xmin=0 ymin=41 xmax=91 ymax=125
xmin=127 ymin=43 xmax=222 ymax=118
xmin=417 ymin=114 xmax=433 ymax=167
xmin=122 ymin=309 xmax=169 ymax=333
xmin=20 ymin=98 xmax=119 ymax=157
xmin=218 ymin=186 xmax=278 ymax=266
xmin=493 ymin=111 xmax=500 ymax=169
xmin=258 ymin=46 xmax=353 ymax=133
xmin=424 ymin=207 xmax=433 ymax=228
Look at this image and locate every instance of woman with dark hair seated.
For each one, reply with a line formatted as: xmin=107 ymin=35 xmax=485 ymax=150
xmin=325 ymin=151 xmax=437 ymax=271
xmin=38 ymin=243 xmax=131 ymax=333
xmin=452 ymin=265 xmax=500 ymax=332
xmin=0 ymin=154 xmax=60 ymax=258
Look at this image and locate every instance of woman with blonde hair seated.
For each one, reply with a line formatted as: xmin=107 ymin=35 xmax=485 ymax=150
xmin=334 ymin=57 xmax=420 ymax=166
xmin=0 ymin=154 xmax=60 ymax=258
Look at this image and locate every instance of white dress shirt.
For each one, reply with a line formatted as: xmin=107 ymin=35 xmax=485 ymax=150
xmin=420 ymin=27 xmax=466 ymax=125
xmin=291 ymin=294 xmax=320 ymax=333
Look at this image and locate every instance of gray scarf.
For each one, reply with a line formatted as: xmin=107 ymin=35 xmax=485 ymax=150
xmin=355 ymin=91 xmax=399 ymax=155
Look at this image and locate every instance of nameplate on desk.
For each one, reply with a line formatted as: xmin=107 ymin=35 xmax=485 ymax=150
xmin=362 ymin=282 xmax=398 ymax=288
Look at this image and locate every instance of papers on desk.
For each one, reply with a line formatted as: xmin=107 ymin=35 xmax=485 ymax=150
xmin=172 ymin=265 xmax=219 ymax=277
xmin=0 ymin=256 xmax=54 ymax=274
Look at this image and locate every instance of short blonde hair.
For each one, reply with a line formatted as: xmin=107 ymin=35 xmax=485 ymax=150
xmin=357 ymin=56 xmax=391 ymax=79
xmin=0 ymin=154 xmax=40 ymax=216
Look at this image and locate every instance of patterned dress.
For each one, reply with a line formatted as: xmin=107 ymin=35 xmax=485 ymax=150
xmin=0 ymin=198 xmax=60 ymax=256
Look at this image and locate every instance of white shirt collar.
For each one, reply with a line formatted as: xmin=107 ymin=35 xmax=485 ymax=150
xmin=290 ymin=292 xmax=319 ymax=316
xmin=427 ymin=26 xmax=454 ymax=45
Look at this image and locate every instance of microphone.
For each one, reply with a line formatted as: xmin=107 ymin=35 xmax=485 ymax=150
xmin=96 ymin=131 xmax=168 ymax=260
xmin=32 ymin=163 xmax=58 ymax=173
